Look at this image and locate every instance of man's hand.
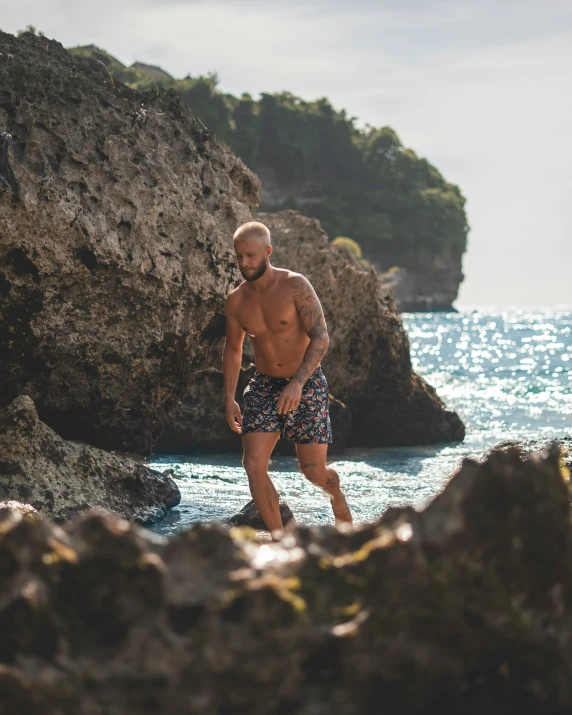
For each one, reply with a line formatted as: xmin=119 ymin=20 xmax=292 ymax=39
xmin=277 ymin=381 xmax=303 ymax=415
xmin=226 ymin=400 xmax=242 ymax=433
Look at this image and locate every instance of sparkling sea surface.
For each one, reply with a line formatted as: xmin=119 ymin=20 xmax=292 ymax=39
xmin=149 ymin=307 xmax=572 ymax=536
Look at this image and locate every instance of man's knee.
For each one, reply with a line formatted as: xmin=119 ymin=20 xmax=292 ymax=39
xmin=243 ymin=453 xmax=267 ymax=477
xmin=300 ymin=460 xmax=328 ymax=485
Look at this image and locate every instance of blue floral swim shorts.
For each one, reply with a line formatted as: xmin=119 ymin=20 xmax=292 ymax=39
xmin=242 ymin=366 xmax=333 ymax=444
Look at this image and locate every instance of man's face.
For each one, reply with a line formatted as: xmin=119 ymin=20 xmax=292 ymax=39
xmin=234 ymin=238 xmax=270 ymax=282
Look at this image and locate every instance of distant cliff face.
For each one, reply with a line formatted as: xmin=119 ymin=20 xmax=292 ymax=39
xmin=0 ymin=30 xmax=258 ymax=454
xmin=378 ymin=260 xmax=464 ymax=313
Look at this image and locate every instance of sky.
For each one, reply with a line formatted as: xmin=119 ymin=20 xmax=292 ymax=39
xmin=2 ymin=0 xmax=572 ymax=306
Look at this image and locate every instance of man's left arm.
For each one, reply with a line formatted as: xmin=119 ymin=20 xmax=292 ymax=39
xmin=276 ymin=275 xmax=330 ymax=415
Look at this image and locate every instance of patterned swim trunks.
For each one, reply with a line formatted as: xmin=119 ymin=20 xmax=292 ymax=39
xmin=242 ymin=366 xmax=333 ymax=444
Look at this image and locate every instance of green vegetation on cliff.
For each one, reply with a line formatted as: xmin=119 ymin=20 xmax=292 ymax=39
xmin=68 ymin=45 xmax=469 ymax=271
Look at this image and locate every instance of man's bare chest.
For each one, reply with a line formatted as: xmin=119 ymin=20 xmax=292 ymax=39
xmin=236 ymin=293 xmax=299 ymax=338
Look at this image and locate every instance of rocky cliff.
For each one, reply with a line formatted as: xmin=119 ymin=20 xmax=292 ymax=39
xmin=0 ymin=446 xmax=570 ymax=713
xmin=0 ymin=395 xmax=180 ymax=524
xmin=0 ymin=30 xmax=258 ymax=454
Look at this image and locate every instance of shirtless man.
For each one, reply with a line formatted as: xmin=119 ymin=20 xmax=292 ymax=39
xmin=223 ymin=221 xmax=352 ymax=537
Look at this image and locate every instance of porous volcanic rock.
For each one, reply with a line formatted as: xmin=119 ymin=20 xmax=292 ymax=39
xmin=261 ymin=210 xmax=464 ymax=446
xmin=0 ymin=447 xmax=571 ymax=713
xmin=0 ymin=30 xmax=259 ymax=454
xmin=0 ymin=395 xmax=180 ymax=524
xmin=156 ymin=365 xmax=252 ymax=453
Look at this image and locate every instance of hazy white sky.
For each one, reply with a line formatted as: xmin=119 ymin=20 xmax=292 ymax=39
xmin=2 ymin=0 xmax=571 ymax=306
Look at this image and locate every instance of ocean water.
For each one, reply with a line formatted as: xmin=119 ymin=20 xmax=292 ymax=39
xmin=149 ymin=308 xmax=572 ymax=536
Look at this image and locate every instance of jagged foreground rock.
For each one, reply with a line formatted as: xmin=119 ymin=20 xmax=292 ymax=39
xmin=0 ymin=395 xmax=180 ymax=524
xmin=0 ymin=447 xmax=570 ymax=714
xmin=0 ymin=30 xmax=258 ymax=454
xmin=159 ymin=211 xmax=464 ymax=451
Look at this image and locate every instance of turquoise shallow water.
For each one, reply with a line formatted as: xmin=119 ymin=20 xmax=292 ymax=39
xmin=149 ymin=308 xmax=572 ymax=536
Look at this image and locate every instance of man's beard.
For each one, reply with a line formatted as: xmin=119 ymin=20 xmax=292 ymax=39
xmin=240 ymin=257 xmax=268 ymax=282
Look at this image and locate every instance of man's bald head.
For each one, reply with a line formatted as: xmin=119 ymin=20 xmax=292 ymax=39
xmin=233 ymin=221 xmax=271 ymax=246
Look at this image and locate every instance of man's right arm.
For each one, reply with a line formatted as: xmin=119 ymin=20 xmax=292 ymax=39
xmin=223 ymin=295 xmax=245 ymax=434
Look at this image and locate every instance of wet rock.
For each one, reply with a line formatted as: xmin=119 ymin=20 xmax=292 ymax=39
xmin=261 ymin=210 xmax=465 ymax=447
xmin=0 ymin=395 xmax=180 ymax=524
xmin=227 ymin=498 xmax=295 ymax=529
xmin=0 ymin=30 xmax=259 ymax=454
xmin=0 ymin=447 xmax=571 ymax=713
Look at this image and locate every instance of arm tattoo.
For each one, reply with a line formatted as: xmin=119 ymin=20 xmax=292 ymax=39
xmin=291 ymin=276 xmax=330 ymax=385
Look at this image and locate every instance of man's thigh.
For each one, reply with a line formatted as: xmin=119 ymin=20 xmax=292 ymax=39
xmin=242 ymin=432 xmax=280 ymax=471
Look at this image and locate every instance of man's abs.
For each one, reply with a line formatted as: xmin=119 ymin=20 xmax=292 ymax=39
xmin=250 ymin=331 xmax=310 ymax=378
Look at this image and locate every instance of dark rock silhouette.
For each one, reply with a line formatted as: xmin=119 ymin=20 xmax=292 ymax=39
xmin=0 ymin=395 xmax=180 ymax=524
xmin=0 ymin=446 xmax=570 ymax=713
xmin=0 ymin=30 xmax=258 ymax=454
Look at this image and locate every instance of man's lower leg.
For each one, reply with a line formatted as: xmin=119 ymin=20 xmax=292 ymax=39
xmin=325 ymin=466 xmax=353 ymax=525
xmin=247 ymin=470 xmax=284 ymax=534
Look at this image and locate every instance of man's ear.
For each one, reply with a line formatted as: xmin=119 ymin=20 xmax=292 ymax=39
xmin=267 ymin=245 xmax=273 ymax=258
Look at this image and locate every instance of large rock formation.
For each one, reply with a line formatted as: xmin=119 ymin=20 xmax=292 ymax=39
xmin=158 ymin=211 xmax=464 ymax=452
xmin=0 ymin=30 xmax=258 ymax=454
xmin=0 ymin=395 xmax=180 ymax=524
xmin=0 ymin=447 xmax=571 ymax=713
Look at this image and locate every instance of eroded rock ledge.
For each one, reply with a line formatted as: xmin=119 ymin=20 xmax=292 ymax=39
xmin=1 ymin=446 xmax=570 ymax=713
xmin=0 ymin=395 xmax=180 ymax=524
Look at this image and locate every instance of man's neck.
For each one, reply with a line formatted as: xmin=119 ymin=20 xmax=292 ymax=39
xmin=246 ymin=263 xmax=277 ymax=292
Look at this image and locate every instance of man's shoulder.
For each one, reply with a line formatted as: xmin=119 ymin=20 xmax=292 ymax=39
xmin=282 ymin=270 xmax=310 ymax=286
xmin=282 ymin=271 xmax=314 ymax=296
xmin=227 ymin=282 xmax=247 ymax=300
xmin=225 ymin=283 xmax=247 ymax=312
